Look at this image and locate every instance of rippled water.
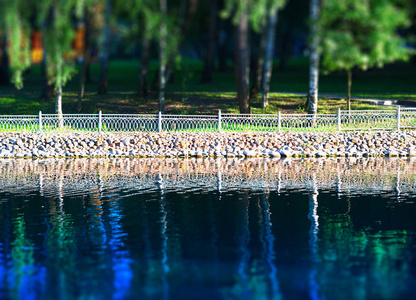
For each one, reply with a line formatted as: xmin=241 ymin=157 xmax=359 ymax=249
xmin=1 ymin=158 xmax=416 ymax=300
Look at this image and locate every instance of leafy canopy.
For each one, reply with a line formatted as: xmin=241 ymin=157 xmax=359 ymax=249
xmin=0 ymin=0 xmax=33 ymax=89
xmin=319 ymin=0 xmax=412 ymax=73
xmin=221 ymin=0 xmax=286 ymax=32
xmin=38 ymin=0 xmax=85 ymax=89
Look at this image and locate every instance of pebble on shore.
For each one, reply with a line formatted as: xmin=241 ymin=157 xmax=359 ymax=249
xmin=0 ymin=131 xmax=416 ymax=159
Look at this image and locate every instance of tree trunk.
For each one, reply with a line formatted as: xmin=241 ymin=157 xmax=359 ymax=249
xmin=138 ymin=37 xmax=150 ymax=98
xmin=78 ymin=11 xmax=93 ymax=112
xmin=249 ymin=29 xmax=266 ymax=100
xmin=201 ymin=0 xmax=218 ymax=83
xmin=235 ymin=0 xmax=250 ymax=114
xmin=0 ymin=33 xmax=10 ymax=85
xmin=261 ymin=8 xmax=278 ymax=109
xmin=40 ymin=46 xmax=55 ymax=100
xmin=55 ymin=83 xmax=63 ymax=129
xmin=347 ymin=69 xmax=352 ymax=111
xmin=159 ymin=0 xmax=167 ymax=112
xmin=180 ymin=0 xmax=199 ymax=38
xmin=307 ymin=0 xmax=320 ymax=115
xmin=152 ymin=0 xmax=199 ymax=90
xmin=97 ymin=0 xmax=110 ymax=95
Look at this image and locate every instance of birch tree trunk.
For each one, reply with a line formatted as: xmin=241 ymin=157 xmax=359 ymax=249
xmin=347 ymin=69 xmax=352 ymax=111
xmin=235 ymin=0 xmax=250 ymax=114
xmin=307 ymin=0 xmax=320 ymax=115
xmin=261 ymin=8 xmax=278 ymax=109
xmin=97 ymin=0 xmax=110 ymax=95
xmin=55 ymin=81 xmax=63 ymax=129
xmin=159 ymin=0 xmax=167 ymax=113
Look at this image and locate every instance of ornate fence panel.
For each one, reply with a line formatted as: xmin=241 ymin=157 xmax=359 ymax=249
xmin=162 ymin=115 xmax=218 ymax=132
xmin=42 ymin=114 xmax=99 ymax=131
xmin=281 ymin=114 xmax=338 ymax=132
xmin=1 ymin=108 xmax=416 ymax=133
xmin=102 ymin=114 xmax=158 ymax=132
xmin=340 ymin=110 xmax=397 ymax=131
xmin=0 ymin=115 xmax=38 ymax=131
xmin=222 ymin=114 xmax=280 ymax=132
xmin=400 ymin=108 xmax=416 ymax=129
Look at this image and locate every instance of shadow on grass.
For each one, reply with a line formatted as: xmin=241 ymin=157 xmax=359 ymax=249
xmin=0 ymin=91 xmax=396 ymax=116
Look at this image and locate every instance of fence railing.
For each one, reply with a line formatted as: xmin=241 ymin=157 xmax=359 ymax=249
xmin=0 ymin=107 xmax=415 ymax=133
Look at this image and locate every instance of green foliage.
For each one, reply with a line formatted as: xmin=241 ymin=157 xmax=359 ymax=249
xmin=0 ymin=0 xmax=87 ymax=90
xmin=39 ymin=0 xmax=83 ymax=89
xmin=320 ymin=0 xmax=412 ymax=73
xmin=0 ymin=0 xmax=32 ymax=89
xmin=221 ymin=0 xmax=286 ymax=32
xmin=115 ymin=0 xmax=160 ymax=40
xmin=115 ymin=0 xmax=181 ymax=64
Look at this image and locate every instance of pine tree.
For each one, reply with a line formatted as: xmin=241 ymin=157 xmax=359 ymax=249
xmin=261 ymin=0 xmax=285 ymax=109
xmin=320 ymin=0 xmax=411 ymax=111
xmin=78 ymin=0 xmax=103 ymax=112
xmin=38 ymin=0 xmax=83 ymax=127
xmin=222 ymin=0 xmax=285 ymax=113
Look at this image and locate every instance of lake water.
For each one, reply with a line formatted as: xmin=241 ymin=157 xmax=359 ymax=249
xmin=1 ymin=158 xmax=416 ymax=300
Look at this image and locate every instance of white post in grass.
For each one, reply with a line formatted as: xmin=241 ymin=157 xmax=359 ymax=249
xmin=218 ymin=110 xmax=222 ymax=132
xmin=158 ymin=111 xmax=162 ymax=132
xmin=277 ymin=111 xmax=281 ymax=133
xmin=38 ymin=111 xmax=42 ymax=132
xmin=337 ymin=108 xmax=341 ymax=131
xmin=397 ymin=105 xmax=401 ymax=131
xmin=98 ymin=111 xmax=102 ymax=133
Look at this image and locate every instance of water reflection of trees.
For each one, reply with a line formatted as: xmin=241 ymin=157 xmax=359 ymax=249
xmin=1 ymin=158 xmax=416 ymax=198
xmin=1 ymin=158 xmax=416 ymax=299
xmin=317 ymin=197 xmax=414 ymax=299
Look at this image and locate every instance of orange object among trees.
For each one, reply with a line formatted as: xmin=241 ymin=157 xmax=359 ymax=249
xmin=0 ymin=26 xmax=85 ymax=66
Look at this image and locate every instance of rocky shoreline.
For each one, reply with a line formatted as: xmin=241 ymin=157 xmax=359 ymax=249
xmin=1 ymin=131 xmax=416 ymax=159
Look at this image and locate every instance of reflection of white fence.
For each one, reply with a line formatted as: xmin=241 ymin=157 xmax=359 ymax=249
xmin=1 ymin=158 xmax=415 ymax=198
xmin=0 ymin=107 xmax=415 ymax=133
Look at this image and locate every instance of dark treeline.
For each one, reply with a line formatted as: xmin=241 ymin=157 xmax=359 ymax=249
xmin=0 ymin=0 xmax=414 ymax=115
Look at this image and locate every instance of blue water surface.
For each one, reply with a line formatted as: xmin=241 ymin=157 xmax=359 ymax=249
xmin=1 ymin=158 xmax=416 ymax=300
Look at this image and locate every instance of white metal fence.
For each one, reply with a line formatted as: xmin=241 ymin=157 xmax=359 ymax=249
xmin=0 ymin=107 xmax=415 ymax=133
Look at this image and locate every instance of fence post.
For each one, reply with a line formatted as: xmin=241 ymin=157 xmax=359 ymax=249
xmin=98 ymin=111 xmax=102 ymax=133
xmin=38 ymin=111 xmax=42 ymax=132
xmin=158 ymin=111 xmax=162 ymax=132
xmin=397 ymin=105 xmax=401 ymax=131
xmin=277 ymin=111 xmax=281 ymax=133
xmin=337 ymin=108 xmax=341 ymax=131
xmin=218 ymin=110 xmax=222 ymax=132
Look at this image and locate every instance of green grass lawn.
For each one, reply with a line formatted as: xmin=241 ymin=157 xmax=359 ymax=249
xmin=0 ymin=57 xmax=414 ymax=115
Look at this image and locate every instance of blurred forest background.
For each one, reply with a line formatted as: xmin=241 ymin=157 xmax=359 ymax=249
xmin=0 ymin=0 xmax=415 ymax=116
